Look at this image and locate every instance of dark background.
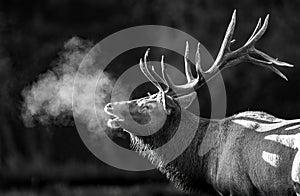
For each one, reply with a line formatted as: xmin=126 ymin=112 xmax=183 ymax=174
xmin=0 ymin=0 xmax=300 ymax=195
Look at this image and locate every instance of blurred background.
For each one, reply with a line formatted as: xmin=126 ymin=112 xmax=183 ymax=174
xmin=0 ymin=0 xmax=300 ymax=195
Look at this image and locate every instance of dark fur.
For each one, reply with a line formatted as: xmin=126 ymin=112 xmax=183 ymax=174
xmin=129 ymin=96 xmax=300 ymax=196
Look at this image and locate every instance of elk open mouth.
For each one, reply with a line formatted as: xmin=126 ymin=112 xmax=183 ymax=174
xmin=104 ymin=103 xmax=124 ymax=129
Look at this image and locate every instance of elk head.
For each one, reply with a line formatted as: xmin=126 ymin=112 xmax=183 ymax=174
xmin=104 ymin=10 xmax=293 ymax=136
xmin=104 ymin=50 xmax=197 ymax=135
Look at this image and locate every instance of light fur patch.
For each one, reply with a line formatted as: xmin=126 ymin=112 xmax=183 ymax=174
xmin=292 ymin=151 xmax=300 ymax=183
xmin=232 ymin=118 xmax=300 ymax=132
xmin=232 ymin=119 xmax=258 ymax=129
xmin=264 ymin=133 xmax=300 ymax=183
xmin=262 ymin=151 xmax=281 ymax=167
xmin=264 ymin=134 xmax=300 ymax=149
xmin=234 ymin=111 xmax=282 ymax=122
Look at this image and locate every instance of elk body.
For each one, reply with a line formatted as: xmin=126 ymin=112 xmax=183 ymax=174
xmin=104 ymin=11 xmax=299 ymax=196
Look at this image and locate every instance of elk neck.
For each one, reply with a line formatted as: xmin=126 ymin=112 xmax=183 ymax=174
xmin=130 ymin=107 xmax=221 ymax=193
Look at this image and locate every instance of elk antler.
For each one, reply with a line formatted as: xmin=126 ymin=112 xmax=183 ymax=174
xmin=140 ymin=10 xmax=293 ymax=96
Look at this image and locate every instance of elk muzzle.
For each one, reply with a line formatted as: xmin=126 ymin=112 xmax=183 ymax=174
xmin=104 ymin=102 xmax=126 ymax=129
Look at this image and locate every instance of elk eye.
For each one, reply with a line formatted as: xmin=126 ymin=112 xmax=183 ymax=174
xmin=146 ymin=104 xmax=153 ymax=110
xmin=139 ymin=104 xmax=154 ymax=113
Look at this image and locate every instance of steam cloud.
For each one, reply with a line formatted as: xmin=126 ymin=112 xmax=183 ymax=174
xmin=21 ymin=37 xmax=116 ymax=135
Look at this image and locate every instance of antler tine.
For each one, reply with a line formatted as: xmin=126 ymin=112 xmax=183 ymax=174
xmin=160 ymin=55 xmax=169 ymax=87
xmin=161 ymin=56 xmax=179 ymax=92
xmin=195 ymin=42 xmax=204 ymax=73
xmin=160 ymin=55 xmax=173 ymax=90
xmin=246 ymin=55 xmax=288 ymax=81
xmin=139 ymin=49 xmax=164 ymax=92
xmin=205 ymin=9 xmax=237 ymax=73
xmin=245 ymin=17 xmax=262 ymax=46
xmin=253 ymin=48 xmax=293 ymax=67
xmin=244 ymin=14 xmax=269 ymax=48
xmin=184 ymin=41 xmax=195 ymax=82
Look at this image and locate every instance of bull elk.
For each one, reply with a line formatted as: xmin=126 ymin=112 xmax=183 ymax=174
xmin=104 ymin=10 xmax=299 ymax=196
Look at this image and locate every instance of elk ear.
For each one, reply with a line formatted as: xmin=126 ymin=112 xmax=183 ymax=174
xmin=174 ymin=92 xmax=197 ymax=109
